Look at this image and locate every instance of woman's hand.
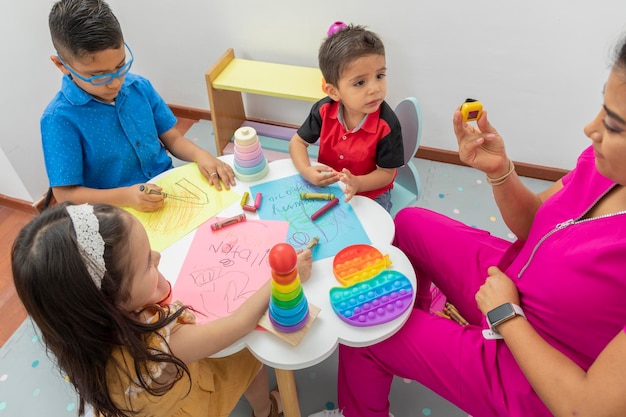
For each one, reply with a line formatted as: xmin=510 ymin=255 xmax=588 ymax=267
xmin=475 ymin=266 xmax=520 ymax=315
xmin=452 ymin=109 xmax=510 ymax=178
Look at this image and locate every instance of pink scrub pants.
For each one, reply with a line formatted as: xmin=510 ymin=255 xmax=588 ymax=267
xmin=337 ymin=207 xmax=551 ymax=417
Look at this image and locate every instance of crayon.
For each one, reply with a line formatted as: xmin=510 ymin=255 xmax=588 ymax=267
xmin=139 ymin=185 xmax=194 ymax=201
xmin=434 ymin=310 xmax=451 ymax=320
xmin=254 ymin=192 xmax=263 ymax=209
xmin=444 ymin=302 xmax=469 ymax=326
xmin=211 ymin=213 xmax=246 ymax=231
xmin=300 ymin=192 xmax=335 ymax=200
xmin=242 ymin=204 xmax=257 ymax=213
xmin=310 ymin=197 xmax=339 ymax=221
xmin=240 ymin=191 xmax=250 ymax=207
xmin=306 ymin=236 xmax=320 ymax=250
xmin=139 ymin=185 xmax=162 ymax=196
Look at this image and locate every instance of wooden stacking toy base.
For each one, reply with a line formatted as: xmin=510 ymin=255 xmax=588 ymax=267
xmin=258 ymin=304 xmax=320 ymax=346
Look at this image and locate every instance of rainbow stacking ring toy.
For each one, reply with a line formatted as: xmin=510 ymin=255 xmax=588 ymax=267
xmin=268 ymin=243 xmax=310 ymax=333
xmin=232 ymin=126 xmax=269 ymax=182
xmin=330 ymin=244 xmax=413 ymax=327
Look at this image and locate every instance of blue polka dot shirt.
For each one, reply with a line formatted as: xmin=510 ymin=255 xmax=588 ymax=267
xmin=41 ymin=73 xmax=176 ymax=189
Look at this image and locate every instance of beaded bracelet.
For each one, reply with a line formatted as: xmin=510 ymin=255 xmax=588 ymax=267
xmin=486 ymin=160 xmax=515 ymax=186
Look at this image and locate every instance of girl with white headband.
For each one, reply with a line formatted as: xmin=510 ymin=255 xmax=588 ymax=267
xmin=12 ymin=202 xmax=313 ymax=417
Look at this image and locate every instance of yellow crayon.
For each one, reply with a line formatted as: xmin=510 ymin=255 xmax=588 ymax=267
xmin=240 ymin=191 xmax=250 ymax=207
xmin=300 ymin=192 xmax=335 ymax=200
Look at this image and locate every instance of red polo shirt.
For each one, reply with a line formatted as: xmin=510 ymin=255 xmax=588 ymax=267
xmin=296 ymin=97 xmax=404 ymax=199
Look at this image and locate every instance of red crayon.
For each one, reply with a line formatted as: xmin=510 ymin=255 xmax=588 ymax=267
xmin=310 ymin=197 xmax=339 ymax=221
xmin=211 ymin=213 xmax=246 ymax=231
xmin=254 ymin=192 xmax=263 ymax=209
xmin=242 ymin=204 xmax=257 ymax=213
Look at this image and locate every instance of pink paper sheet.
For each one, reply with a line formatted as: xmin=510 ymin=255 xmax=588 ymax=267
xmin=173 ymin=218 xmax=289 ymax=324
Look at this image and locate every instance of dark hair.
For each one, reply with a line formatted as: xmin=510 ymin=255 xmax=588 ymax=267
xmin=318 ymin=24 xmax=385 ymax=86
xmin=614 ymin=34 xmax=626 ymax=72
xmin=49 ymin=0 xmax=123 ymax=62
xmin=11 ymin=203 xmax=189 ymax=416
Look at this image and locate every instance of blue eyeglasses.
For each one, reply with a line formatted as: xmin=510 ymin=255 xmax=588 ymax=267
xmin=57 ymin=42 xmax=134 ymax=86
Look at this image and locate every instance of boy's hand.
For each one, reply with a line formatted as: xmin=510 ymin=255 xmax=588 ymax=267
xmin=132 ymin=184 xmax=165 ymax=212
xmin=303 ymin=165 xmax=340 ymax=186
xmin=196 ymin=152 xmax=236 ymax=191
xmin=296 ymin=248 xmax=313 ymax=283
xmin=338 ymin=168 xmax=359 ymax=202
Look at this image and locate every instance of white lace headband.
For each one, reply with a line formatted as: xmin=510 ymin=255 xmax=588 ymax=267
xmin=66 ymin=204 xmax=107 ymax=289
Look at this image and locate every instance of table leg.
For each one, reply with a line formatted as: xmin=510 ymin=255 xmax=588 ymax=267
xmin=274 ymin=368 xmax=301 ymax=417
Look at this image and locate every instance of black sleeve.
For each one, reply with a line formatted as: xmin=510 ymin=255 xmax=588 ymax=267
xmin=296 ymin=97 xmax=333 ymax=144
xmin=376 ymin=101 xmax=405 ymax=168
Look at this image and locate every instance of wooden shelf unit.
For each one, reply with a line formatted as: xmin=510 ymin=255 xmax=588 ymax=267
xmin=205 ymin=48 xmax=325 ymax=155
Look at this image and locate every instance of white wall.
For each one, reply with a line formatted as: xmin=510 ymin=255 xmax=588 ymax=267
xmin=0 ymin=146 xmax=32 ymax=201
xmin=2 ymin=0 xmax=626 ymax=201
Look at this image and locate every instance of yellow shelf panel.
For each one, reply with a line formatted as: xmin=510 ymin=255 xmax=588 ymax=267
xmin=212 ymin=58 xmax=325 ymax=102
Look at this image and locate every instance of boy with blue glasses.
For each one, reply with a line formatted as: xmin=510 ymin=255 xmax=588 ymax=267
xmin=42 ymin=0 xmax=235 ymax=212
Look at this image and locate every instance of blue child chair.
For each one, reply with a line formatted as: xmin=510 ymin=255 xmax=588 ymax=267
xmin=390 ymin=97 xmax=423 ymax=216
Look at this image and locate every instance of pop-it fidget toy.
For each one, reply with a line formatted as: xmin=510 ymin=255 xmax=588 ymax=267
xmin=332 ymin=244 xmax=392 ymax=286
xmin=329 ymin=269 xmax=413 ymax=327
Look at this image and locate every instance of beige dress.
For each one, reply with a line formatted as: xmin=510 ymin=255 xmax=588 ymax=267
xmin=106 ymin=301 xmax=261 ymax=417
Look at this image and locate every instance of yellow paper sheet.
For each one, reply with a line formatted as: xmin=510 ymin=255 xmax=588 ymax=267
xmin=125 ymin=163 xmax=240 ymax=251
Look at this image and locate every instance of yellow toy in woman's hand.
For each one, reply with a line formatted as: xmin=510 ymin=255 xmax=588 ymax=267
xmin=461 ymin=98 xmax=483 ymax=122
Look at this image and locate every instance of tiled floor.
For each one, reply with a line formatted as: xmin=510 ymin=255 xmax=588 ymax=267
xmin=0 ymin=120 xmax=554 ymax=416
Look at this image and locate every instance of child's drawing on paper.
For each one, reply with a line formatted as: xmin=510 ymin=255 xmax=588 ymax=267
xmin=125 ymin=163 xmax=240 ymax=251
xmin=173 ymin=219 xmax=290 ymax=324
xmin=250 ymin=175 xmax=370 ymax=260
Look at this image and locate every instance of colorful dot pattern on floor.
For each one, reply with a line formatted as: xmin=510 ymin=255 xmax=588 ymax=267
xmin=0 ymin=321 xmax=91 ymax=416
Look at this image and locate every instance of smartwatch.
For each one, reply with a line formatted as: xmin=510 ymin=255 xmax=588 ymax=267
xmin=486 ymin=303 xmax=525 ymax=336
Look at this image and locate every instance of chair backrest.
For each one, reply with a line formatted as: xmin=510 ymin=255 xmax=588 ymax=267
xmin=389 ymin=97 xmax=423 ymax=216
xmin=394 ymin=97 xmax=422 ymax=165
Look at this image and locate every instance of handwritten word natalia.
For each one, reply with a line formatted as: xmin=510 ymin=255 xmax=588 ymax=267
xmin=207 ymin=241 xmax=270 ymax=268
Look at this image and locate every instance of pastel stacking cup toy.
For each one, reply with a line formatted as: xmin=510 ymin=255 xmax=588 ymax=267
xmin=233 ymin=126 xmax=269 ymax=182
xmin=268 ymin=243 xmax=309 ymax=333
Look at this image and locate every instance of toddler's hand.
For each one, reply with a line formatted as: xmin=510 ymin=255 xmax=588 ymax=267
xmin=338 ymin=169 xmax=358 ymax=202
xmin=304 ymin=166 xmax=340 ymax=186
